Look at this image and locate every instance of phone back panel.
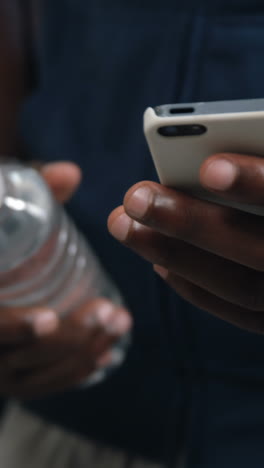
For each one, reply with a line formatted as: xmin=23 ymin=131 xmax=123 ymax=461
xmin=144 ymin=106 xmax=264 ymax=214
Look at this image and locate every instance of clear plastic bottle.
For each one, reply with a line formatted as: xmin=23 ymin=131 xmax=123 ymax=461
xmin=0 ymin=161 xmax=129 ymax=385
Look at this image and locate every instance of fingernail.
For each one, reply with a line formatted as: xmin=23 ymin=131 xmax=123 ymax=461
xmin=126 ymin=187 xmax=152 ymax=219
xmin=202 ymin=159 xmax=238 ymax=191
xmin=109 ymin=213 xmax=132 ymax=241
xmin=106 ymin=314 xmax=132 ymax=335
xmin=94 ymin=303 xmax=114 ymax=326
xmin=154 ymin=264 xmax=168 ymax=280
xmin=32 ymin=310 xmax=59 ymax=336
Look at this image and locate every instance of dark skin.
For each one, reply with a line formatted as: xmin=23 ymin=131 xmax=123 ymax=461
xmin=0 ymin=1 xmax=28 ymax=154
xmin=0 ymin=162 xmax=132 ymax=399
xmin=108 ymin=153 xmax=264 ymax=335
xmin=2 ymin=2 xmax=264 ymax=397
xmin=0 ymin=1 xmax=132 ymax=398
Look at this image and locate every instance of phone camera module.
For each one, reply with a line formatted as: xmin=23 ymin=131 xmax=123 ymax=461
xmin=158 ymin=124 xmax=207 ymax=137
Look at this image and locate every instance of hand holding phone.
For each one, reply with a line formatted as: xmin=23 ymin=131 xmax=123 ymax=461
xmin=108 ymin=98 xmax=264 ymax=334
xmin=144 ymin=98 xmax=264 ymax=215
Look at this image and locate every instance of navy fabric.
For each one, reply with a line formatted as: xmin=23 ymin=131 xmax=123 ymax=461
xmin=20 ymin=1 xmax=264 ymax=466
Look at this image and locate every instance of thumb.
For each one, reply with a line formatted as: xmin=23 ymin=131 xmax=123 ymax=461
xmin=41 ymin=162 xmax=82 ymax=203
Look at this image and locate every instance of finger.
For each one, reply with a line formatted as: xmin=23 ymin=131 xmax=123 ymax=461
xmin=0 ymin=336 xmax=72 ymax=373
xmin=16 ymin=323 xmax=130 ymax=399
xmin=0 ymin=353 xmax=96 ymax=398
xmin=69 ymin=298 xmax=131 ymax=336
xmin=0 ymin=307 xmax=58 ymax=344
xmin=114 ymin=183 xmax=264 ymax=272
xmin=0 ymin=301 xmax=110 ymax=371
xmin=200 ymin=153 xmax=264 ymax=205
xmin=109 ymin=213 xmax=264 ymax=311
xmin=154 ymin=269 xmax=264 ymax=335
xmin=88 ymin=305 xmax=131 ymax=358
xmin=0 ymin=304 xmax=132 ymax=398
xmin=71 ymin=299 xmax=131 ymax=363
xmin=41 ymin=162 xmax=82 ymax=203
xmin=0 ymin=300 xmax=131 ymax=373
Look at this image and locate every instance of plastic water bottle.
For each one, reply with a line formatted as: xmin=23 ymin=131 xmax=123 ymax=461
xmin=0 ymin=161 xmax=129 ymax=385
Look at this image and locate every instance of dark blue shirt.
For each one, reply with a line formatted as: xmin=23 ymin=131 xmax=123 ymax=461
xmin=20 ymin=1 xmax=264 ymax=466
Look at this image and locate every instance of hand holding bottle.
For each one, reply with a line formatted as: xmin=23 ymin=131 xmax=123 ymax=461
xmin=0 ymin=161 xmax=132 ymax=398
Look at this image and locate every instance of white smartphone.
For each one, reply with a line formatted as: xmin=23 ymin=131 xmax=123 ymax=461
xmin=144 ymin=99 xmax=264 ymax=215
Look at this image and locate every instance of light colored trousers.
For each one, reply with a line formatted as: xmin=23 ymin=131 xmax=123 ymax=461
xmin=0 ymin=404 xmax=163 ymax=468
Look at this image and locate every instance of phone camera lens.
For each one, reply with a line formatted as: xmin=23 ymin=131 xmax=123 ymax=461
xmin=158 ymin=126 xmax=180 ymax=137
xmin=158 ymin=124 xmax=207 ymax=137
xmin=191 ymin=125 xmax=206 ymax=134
xmin=192 ymin=125 xmax=201 ymax=132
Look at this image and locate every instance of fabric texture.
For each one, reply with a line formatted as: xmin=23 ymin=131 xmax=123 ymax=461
xmin=0 ymin=404 xmax=163 ymax=468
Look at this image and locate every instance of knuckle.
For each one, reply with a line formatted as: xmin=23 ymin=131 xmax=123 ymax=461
xmin=172 ymin=196 xmax=197 ymax=239
xmin=147 ymin=191 xmax=198 ymax=239
xmin=76 ymin=299 xmax=115 ymax=327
